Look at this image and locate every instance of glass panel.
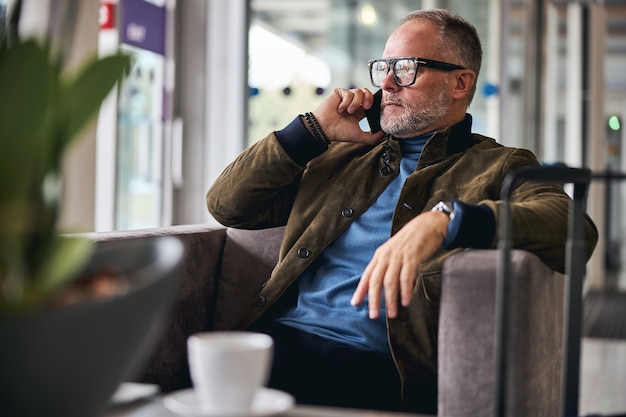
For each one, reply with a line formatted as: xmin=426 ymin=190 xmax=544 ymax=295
xmin=0 ymin=1 xmax=6 ymax=34
xmin=115 ymin=45 xmax=164 ymax=230
xmin=537 ymin=2 xmax=626 ymax=415
xmin=540 ymin=1 xmax=626 ymax=293
xmin=603 ymin=0 xmax=626 ymax=293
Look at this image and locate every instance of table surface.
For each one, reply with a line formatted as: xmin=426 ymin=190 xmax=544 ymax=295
xmin=103 ymin=397 xmax=430 ymax=417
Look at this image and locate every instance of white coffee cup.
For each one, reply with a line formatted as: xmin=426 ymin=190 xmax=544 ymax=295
xmin=187 ymin=331 xmax=274 ymax=412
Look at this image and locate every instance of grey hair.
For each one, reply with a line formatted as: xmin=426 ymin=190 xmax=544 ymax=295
xmin=400 ymin=9 xmax=482 ymax=104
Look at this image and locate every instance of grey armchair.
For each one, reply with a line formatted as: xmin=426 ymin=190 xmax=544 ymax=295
xmin=85 ymin=224 xmax=562 ymax=416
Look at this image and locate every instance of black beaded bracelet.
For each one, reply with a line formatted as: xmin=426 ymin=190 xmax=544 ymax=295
xmin=303 ymin=112 xmax=331 ymax=145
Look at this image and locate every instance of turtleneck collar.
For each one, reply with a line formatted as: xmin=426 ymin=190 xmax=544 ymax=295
xmin=398 ymin=132 xmax=432 ymax=159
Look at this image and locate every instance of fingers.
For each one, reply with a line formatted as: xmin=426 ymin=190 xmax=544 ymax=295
xmin=352 ymin=248 xmax=417 ymax=320
xmin=381 ymin=260 xmax=401 ymax=319
xmin=376 ymin=255 xmax=416 ymax=319
xmin=351 ymin=266 xmax=370 ymax=309
xmin=335 ymin=87 xmax=373 ymax=115
xmin=312 ymin=87 xmax=385 ymax=145
xmin=351 ymin=212 xmax=449 ymax=319
xmin=400 ymin=265 xmax=415 ymax=307
xmin=353 ymin=255 xmax=390 ymax=320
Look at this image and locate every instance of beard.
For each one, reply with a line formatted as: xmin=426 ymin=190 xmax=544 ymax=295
xmin=380 ymin=78 xmax=450 ymax=138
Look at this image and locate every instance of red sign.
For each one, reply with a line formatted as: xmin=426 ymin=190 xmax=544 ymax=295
xmin=100 ymin=1 xmax=116 ymax=30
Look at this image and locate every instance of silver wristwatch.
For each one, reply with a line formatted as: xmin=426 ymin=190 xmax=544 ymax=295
xmin=431 ymin=200 xmax=455 ymax=220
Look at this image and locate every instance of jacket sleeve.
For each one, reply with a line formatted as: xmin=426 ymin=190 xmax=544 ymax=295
xmin=206 ymin=117 xmax=326 ymax=229
xmin=479 ymin=149 xmax=598 ymax=273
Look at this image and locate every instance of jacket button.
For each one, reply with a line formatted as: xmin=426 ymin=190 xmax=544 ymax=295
xmin=341 ymin=208 xmax=354 ymax=218
xmin=297 ymin=248 xmax=310 ymax=258
xmin=380 ymin=166 xmax=392 ymax=176
xmin=256 ymin=296 xmax=266 ymax=307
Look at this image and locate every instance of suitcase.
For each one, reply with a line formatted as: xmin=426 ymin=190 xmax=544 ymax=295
xmin=493 ymin=165 xmax=592 ymax=417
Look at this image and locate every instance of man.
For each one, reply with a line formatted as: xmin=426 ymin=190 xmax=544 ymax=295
xmin=206 ymin=9 xmax=597 ymax=414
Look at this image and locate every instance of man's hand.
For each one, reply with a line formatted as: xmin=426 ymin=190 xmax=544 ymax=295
xmin=351 ymin=211 xmax=450 ymax=319
xmin=312 ymin=88 xmax=386 ymax=145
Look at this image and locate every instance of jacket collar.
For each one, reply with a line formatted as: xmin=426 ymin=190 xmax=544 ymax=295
xmin=444 ymin=113 xmax=474 ymax=154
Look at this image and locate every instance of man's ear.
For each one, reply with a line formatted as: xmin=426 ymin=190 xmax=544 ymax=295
xmin=452 ymin=70 xmax=476 ymax=99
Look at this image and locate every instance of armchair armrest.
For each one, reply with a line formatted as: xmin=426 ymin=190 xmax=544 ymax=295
xmin=438 ymin=249 xmax=564 ymax=417
xmin=83 ymin=225 xmax=285 ymax=392
xmin=212 ymin=227 xmax=284 ymax=330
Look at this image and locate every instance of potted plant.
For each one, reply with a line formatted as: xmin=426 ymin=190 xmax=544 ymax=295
xmin=0 ymin=2 xmax=183 ymax=416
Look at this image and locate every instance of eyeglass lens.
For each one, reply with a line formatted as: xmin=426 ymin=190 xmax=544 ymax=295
xmin=371 ymin=59 xmax=417 ymax=87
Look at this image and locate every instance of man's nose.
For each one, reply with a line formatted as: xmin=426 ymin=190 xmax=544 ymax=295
xmin=379 ymin=69 xmax=400 ymax=91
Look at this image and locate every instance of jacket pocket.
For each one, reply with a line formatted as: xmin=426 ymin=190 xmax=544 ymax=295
xmin=420 ymin=270 xmax=442 ymax=347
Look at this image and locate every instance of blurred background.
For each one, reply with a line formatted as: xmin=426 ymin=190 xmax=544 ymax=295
xmin=13 ymin=0 xmax=623 ymax=288
xmin=2 ymin=0 xmax=625 ymax=414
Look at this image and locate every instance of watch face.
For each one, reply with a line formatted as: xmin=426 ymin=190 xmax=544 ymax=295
xmin=433 ymin=201 xmax=452 ymax=216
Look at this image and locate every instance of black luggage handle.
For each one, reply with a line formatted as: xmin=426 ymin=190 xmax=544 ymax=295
xmin=494 ymin=165 xmax=592 ymax=417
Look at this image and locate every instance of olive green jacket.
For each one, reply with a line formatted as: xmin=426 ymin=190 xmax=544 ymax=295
xmin=206 ymin=114 xmax=597 ymax=409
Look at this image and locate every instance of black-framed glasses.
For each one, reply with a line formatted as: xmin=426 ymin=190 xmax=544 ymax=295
xmin=368 ymin=57 xmax=466 ymax=87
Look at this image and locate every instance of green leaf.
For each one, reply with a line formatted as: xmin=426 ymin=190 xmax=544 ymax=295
xmin=0 ymin=38 xmax=129 ymax=315
xmin=61 ymin=53 xmax=131 ymax=146
xmin=32 ymin=236 xmax=94 ymax=293
xmin=0 ymin=40 xmax=52 ymax=203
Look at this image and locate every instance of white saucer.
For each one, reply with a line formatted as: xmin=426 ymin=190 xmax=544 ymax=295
xmin=109 ymin=382 xmax=160 ymax=405
xmin=163 ymin=387 xmax=295 ymax=417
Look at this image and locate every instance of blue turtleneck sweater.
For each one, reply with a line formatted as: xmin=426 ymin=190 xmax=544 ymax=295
xmin=276 ymin=134 xmax=431 ymax=355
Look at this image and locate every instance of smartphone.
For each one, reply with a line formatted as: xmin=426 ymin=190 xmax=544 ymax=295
xmin=364 ymin=89 xmax=382 ymax=133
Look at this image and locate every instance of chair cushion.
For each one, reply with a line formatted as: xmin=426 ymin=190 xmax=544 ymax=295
xmin=212 ymin=227 xmax=285 ymax=330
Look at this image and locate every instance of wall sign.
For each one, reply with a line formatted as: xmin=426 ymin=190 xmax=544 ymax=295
xmin=121 ymin=0 xmax=165 ymax=56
